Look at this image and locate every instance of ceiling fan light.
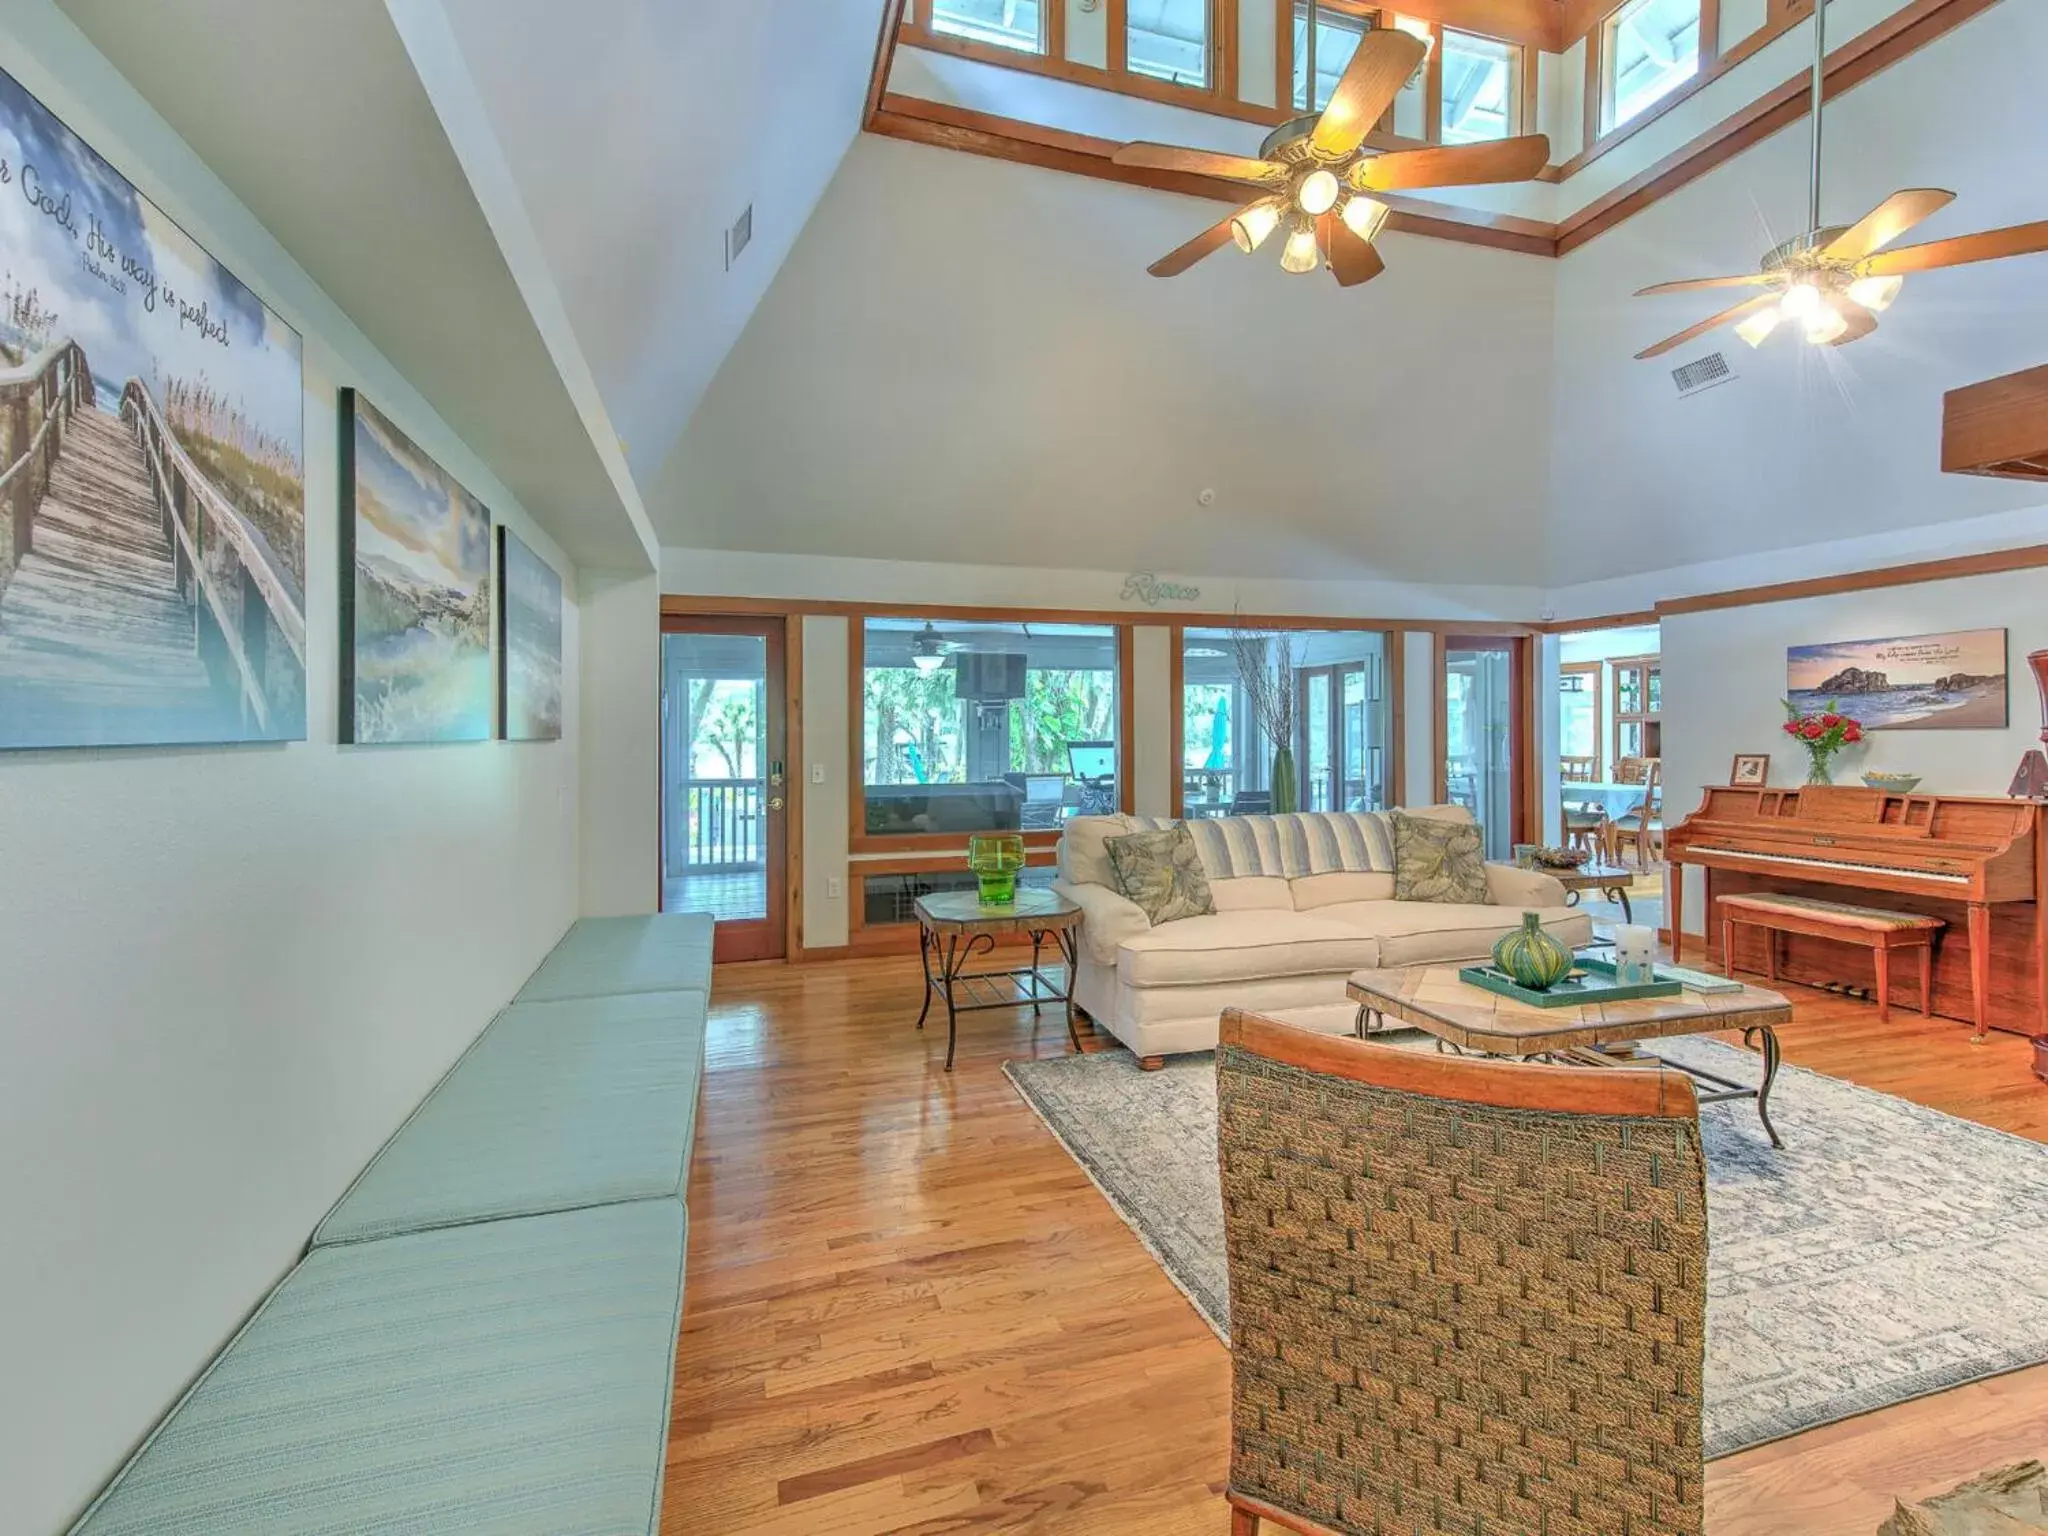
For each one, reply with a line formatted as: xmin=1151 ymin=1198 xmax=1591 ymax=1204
xmin=1847 ymin=274 xmax=1905 ymax=312
xmin=910 ymin=622 xmax=947 ymax=673
xmin=1780 ymin=280 xmax=1823 ymax=319
xmin=1298 ymin=168 xmax=1340 ymax=217
xmin=1280 ymin=221 xmax=1321 ymax=275
xmin=1803 ymin=303 xmax=1849 ymax=345
xmin=1735 ymin=306 xmax=1782 ymax=348
xmin=1340 ymin=194 xmax=1390 ymax=243
xmin=1231 ymin=199 xmax=1283 ymax=253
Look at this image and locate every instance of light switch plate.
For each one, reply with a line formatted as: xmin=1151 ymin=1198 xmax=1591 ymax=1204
xmin=826 ymin=877 xmax=843 ymax=899
xmin=811 ymin=762 xmax=826 ymax=784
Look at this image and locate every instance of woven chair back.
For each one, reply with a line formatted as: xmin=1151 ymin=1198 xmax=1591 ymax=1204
xmin=1216 ymin=1010 xmax=1707 ymax=1536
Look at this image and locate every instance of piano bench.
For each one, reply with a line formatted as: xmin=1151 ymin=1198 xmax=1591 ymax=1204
xmin=1717 ymin=894 xmax=1947 ymax=1026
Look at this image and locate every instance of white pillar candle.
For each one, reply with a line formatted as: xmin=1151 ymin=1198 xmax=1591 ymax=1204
xmin=1614 ymin=924 xmax=1657 ymax=984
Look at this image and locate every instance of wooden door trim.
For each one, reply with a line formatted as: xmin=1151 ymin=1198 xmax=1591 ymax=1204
xmin=1435 ymin=632 xmax=1533 ymax=845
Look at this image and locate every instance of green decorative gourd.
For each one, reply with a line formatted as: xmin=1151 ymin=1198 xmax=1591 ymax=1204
xmin=1493 ymin=911 xmax=1574 ymax=991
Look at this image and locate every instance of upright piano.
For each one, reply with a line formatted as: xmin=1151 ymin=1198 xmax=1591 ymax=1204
xmin=1665 ymin=785 xmax=2048 ymax=1037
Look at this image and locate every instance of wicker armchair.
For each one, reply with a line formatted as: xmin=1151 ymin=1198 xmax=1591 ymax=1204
xmin=1217 ymin=1009 xmax=1708 ymax=1536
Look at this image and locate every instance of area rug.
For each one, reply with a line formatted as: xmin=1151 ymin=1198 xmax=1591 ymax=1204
xmin=1004 ymin=1040 xmax=2048 ymax=1459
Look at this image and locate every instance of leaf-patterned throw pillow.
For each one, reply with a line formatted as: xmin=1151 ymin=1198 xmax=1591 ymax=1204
xmin=1391 ymin=811 xmax=1488 ymax=904
xmin=1105 ymin=824 xmax=1215 ymax=925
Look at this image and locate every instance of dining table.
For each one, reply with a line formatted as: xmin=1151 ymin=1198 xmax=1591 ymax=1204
xmin=1564 ymin=780 xmax=1655 ymax=818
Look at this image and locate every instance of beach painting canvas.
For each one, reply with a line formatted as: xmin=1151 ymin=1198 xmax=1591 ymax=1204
xmin=0 ymin=63 xmax=305 ymax=750
xmin=497 ymin=525 xmax=561 ymax=741
xmin=340 ymin=390 xmax=491 ymax=743
xmin=1787 ymin=629 xmax=2008 ymax=731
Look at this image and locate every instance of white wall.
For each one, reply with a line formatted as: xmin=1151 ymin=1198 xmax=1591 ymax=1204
xmin=0 ymin=10 xmax=582 ymax=1531
xmin=1663 ymin=566 xmax=2048 ymax=934
xmin=578 ymin=571 xmax=659 ymax=917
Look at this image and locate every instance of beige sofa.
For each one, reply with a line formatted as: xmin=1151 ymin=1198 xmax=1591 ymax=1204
xmin=1053 ymin=806 xmax=1593 ymax=1062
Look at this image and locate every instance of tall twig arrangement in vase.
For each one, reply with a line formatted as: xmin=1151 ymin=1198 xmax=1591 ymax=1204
xmin=1231 ymin=623 xmax=1300 ymax=814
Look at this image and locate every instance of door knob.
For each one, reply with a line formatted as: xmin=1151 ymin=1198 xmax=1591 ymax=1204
xmin=768 ymin=796 xmax=785 ymax=811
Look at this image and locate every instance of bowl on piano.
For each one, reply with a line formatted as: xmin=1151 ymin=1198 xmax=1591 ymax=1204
xmin=1862 ymin=771 xmax=1923 ymax=793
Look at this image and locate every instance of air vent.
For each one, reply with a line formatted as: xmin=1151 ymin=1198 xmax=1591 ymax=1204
xmin=725 ymin=204 xmax=753 ymax=270
xmin=1672 ymin=352 xmax=1736 ymax=398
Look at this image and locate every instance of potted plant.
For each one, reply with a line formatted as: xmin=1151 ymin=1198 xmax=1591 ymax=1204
xmin=1780 ymin=699 xmax=1865 ymax=785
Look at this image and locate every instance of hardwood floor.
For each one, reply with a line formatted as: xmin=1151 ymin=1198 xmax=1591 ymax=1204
xmin=668 ymin=954 xmax=2048 ymax=1535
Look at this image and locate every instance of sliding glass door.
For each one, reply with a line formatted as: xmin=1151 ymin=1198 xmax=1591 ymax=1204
xmin=1439 ymin=635 xmax=1529 ymax=861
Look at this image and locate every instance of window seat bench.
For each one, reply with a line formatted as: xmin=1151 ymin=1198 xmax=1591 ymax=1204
xmin=70 ymin=913 xmax=714 ymax=1536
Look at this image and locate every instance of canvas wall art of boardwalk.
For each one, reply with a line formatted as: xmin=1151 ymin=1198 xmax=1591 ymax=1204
xmin=0 ymin=64 xmax=305 ymax=751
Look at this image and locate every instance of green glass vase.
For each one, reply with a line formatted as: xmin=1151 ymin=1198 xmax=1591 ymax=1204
xmin=1493 ymin=911 xmax=1574 ymax=991
xmin=967 ymin=833 xmax=1025 ymax=907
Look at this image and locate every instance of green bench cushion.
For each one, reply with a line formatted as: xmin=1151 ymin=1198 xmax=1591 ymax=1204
xmin=517 ymin=914 xmax=715 ymax=1003
xmin=72 ymin=1201 xmax=688 ymax=1536
xmin=314 ymin=990 xmax=707 ymax=1247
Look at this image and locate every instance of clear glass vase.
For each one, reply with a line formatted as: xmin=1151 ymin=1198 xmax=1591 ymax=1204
xmin=1805 ymin=754 xmax=1833 ymax=786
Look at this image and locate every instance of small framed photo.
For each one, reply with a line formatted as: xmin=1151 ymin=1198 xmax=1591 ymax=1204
xmin=1730 ymin=753 xmax=1771 ymax=787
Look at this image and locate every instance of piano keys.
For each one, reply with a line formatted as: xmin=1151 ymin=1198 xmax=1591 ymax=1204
xmin=1664 ymin=784 xmax=2048 ymax=1037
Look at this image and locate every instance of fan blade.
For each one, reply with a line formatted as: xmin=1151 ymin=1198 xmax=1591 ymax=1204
xmin=1354 ymin=134 xmax=1550 ymax=192
xmin=1312 ymin=28 xmax=1429 ymax=159
xmin=1318 ymin=212 xmax=1385 ymax=288
xmin=1112 ymin=142 xmax=1280 ymax=184
xmin=1146 ymin=210 xmax=1244 ymax=278
xmin=1635 ymin=294 xmax=1781 ymax=361
xmin=1860 ymin=220 xmax=2048 ymax=276
xmin=1634 ymin=273 xmax=1777 ymax=296
xmin=1831 ymin=301 xmax=1879 ymax=347
xmin=1822 ymin=188 xmax=1955 ymax=262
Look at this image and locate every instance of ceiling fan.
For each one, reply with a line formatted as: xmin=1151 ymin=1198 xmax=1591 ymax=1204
xmin=1110 ymin=9 xmax=1550 ymax=288
xmin=1633 ymin=0 xmax=2048 ymax=359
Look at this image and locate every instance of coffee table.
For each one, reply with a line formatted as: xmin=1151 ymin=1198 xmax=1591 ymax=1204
xmin=1346 ymin=965 xmax=1794 ymax=1147
xmin=1546 ymin=862 xmax=1642 ymax=921
xmin=915 ymin=889 xmax=1083 ymax=1071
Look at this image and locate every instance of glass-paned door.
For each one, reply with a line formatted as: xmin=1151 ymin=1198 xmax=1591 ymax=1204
xmin=660 ymin=616 xmax=789 ymax=962
xmin=1440 ymin=636 xmax=1528 ymax=861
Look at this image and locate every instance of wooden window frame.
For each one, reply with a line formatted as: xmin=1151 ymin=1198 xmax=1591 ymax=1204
xmin=1579 ymin=0 xmax=1735 ymax=170
xmin=1557 ymin=659 xmax=1603 ymax=767
xmin=850 ymin=611 xmax=1136 ymax=855
xmin=845 ymin=847 xmax=1065 ymax=954
xmin=1170 ymin=620 xmax=1407 ymax=819
xmin=1609 ymin=651 xmax=1662 ymax=776
xmin=901 ymin=0 xmax=1528 ymax=143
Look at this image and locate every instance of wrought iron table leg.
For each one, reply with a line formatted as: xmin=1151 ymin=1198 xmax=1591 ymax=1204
xmin=1051 ymin=928 xmax=1083 ymax=1053
xmin=1029 ymin=931 xmax=1045 ymax=1016
xmin=943 ymin=933 xmax=961 ymax=1071
xmin=1612 ymin=885 xmax=1633 ymax=923
xmin=914 ymin=925 xmax=935 ymax=1032
xmin=1743 ymin=1023 xmax=1782 ymax=1148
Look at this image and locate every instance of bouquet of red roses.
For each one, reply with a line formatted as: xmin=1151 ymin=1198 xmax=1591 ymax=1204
xmin=1781 ymin=699 xmax=1864 ymax=785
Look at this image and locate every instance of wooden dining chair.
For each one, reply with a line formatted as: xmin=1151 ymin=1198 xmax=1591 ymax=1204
xmin=1559 ymin=754 xmax=1605 ymax=855
xmin=1217 ymin=1009 xmax=1706 ymax=1536
xmin=1609 ymin=758 xmax=1664 ymax=868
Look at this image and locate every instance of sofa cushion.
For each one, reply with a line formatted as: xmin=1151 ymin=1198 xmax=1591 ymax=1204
xmin=1391 ymin=811 xmax=1489 ymax=904
xmin=1058 ymin=814 xmax=1139 ymax=887
xmin=1291 ymin=870 xmax=1397 ymax=910
xmin=73 ymin=1201 xmax=688 ymax=1536
xmin=1209 ymin=875 xmax=1296 ymax=911
xmin=1106 ymin=824 xmax=1214 ymax=924
xmin=1118 ymin=910 xmax=1382 ymax=987
xmin=1319 ymin=901 xmax=1592 ymax=969
xmin=517 ymin=913 xmax=714 ymax=1003
xmin=314 ymin=990 xmax=707 ymax=1246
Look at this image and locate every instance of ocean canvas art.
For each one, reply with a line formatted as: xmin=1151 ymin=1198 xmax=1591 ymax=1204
xmin=0 ymin=65 xmax=305 ymax=750
xmin=1788 ymin=629 xmax=2008 ymax=731
xmin=497 ymin=525 xmax=561 ymax=741
xmin=340 ymin=391 xmax=491 ymax=743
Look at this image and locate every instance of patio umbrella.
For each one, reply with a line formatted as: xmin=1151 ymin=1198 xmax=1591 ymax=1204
xmin=1206 ymin=694 xmax=1230 ymax=770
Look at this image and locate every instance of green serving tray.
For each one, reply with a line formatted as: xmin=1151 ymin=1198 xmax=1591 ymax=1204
xmin=1458 ymin=958 xmax=1684 ymax=1008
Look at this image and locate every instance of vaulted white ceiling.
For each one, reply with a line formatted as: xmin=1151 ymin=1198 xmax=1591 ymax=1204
xmin=429 ymin=0 xmax=885 ymax=492
xmin=56 ymin=0 xmax=2048 ymax=591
